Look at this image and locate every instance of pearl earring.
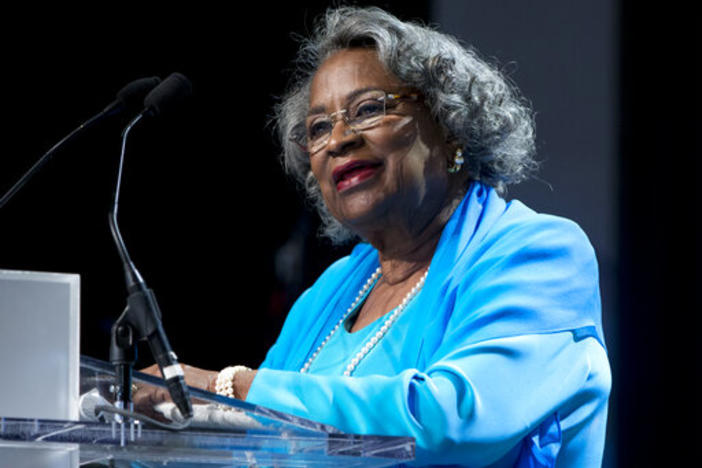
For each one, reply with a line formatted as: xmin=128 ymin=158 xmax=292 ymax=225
xmin=447 ymin=148 xmax=464 ymax=174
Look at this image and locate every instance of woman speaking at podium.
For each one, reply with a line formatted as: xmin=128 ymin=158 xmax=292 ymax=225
xmin=139 ymin=7 xmax=611 ymax=466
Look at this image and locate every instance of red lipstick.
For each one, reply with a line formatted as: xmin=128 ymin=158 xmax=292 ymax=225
xmin=332 ymin=160 xmax=382 ymax=192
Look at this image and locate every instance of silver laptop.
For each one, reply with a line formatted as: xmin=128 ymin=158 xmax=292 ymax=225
xmin=0 ymin=269 xmax=80 ymax=421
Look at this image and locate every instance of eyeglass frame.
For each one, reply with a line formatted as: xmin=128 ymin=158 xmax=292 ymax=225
xmin=290 ymin=89 xmax=421 ymax=154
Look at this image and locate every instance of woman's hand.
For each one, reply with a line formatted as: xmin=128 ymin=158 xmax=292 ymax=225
xmin=132 ymin=363 xmax=219 ymax=419
xmin=132 ymin=364 xmax=258 ymax=417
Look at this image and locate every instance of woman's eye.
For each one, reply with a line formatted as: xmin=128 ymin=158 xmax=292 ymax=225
xmin=308 ymin=120 xmax=332 ymax=139
xmin=353 ymin=100 xmax=384 ymax=119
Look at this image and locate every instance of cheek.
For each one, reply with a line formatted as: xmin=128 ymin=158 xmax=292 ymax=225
xmin=312 ymin=166 xmax=329 ymax=196
xmin=309 ymin=158 xmax=340 ymax=212
xmin=365 ymin=116 xmax=424 ymax=167
xmin=380 ymin=115 xmax=417 ymax=150
xmin=368 ymin=117 xmax=438 ymax=195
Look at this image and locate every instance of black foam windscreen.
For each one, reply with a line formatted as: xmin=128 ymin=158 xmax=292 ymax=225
xmin=115 ymin=76 xmax=162 ymax=111
xmin=143 ymin=73 xmax=192 ymax=117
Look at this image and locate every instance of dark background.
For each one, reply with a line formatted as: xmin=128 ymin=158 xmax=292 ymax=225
xmin=0 ymin=2 xmax=697 ymax=466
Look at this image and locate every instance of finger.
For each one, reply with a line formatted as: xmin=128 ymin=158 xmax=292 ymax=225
xmin=133 ymin=384 xmax=170 ymax=409
xmin=133 ymin=386 xmax=173 ymax=422
xmin=137 ymin=363 xmax=162 ymax=377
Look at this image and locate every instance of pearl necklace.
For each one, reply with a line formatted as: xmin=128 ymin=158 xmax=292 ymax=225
xmin=300 ymin=266 xmax=429 ymax=376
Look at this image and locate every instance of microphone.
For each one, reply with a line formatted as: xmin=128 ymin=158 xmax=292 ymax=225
xmin=142 ymin=72 xmax=192 ymax=118
xmin=0 ymin=76 xmax=161 ymax=210
xmin=109 ymin=72 xmax=194 ymax=421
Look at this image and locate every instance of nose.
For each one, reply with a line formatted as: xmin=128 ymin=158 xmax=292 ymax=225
xmin=326 ymin=119 xmax=362 ymax=157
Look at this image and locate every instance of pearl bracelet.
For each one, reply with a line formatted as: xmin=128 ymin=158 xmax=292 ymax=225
xmin=215 ymin=365 xmax=251 ymax=399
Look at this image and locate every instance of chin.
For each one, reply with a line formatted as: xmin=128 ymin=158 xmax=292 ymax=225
xmin=331 ymin=190 xmax=394 ymax=229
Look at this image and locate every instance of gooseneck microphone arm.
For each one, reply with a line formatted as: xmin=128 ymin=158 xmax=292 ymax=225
xmin=108 ymin=73 xmax=194 ymax=424
xmin=0 ymin=113 xmax=103 ymax=210
xmin=109 ymin=114 xmax=144 ymax=291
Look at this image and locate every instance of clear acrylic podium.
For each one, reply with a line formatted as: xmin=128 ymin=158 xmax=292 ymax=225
xmin=0 ymin=355 xmax=415 ymax=467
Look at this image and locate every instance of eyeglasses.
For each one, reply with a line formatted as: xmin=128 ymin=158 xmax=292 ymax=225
xmin=293 ymin=89 xmax=421 ymax=154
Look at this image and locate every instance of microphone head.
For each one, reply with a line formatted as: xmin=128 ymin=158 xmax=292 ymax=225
xmin=116 ymin=76 xmax=162 ymax=111
xmin=143 ymin=73 xmax=192 ymax=118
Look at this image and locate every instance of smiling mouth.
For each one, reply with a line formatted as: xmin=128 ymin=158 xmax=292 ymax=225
xmin=332 ymin=160 xmax=383 ymax=192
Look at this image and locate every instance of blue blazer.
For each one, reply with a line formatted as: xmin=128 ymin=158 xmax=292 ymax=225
xmin=247 ymin=182 xmax=611 ymax=467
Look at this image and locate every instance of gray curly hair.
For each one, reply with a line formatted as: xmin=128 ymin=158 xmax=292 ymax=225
xmin=274 ymin=6 xmax=537 ymax=244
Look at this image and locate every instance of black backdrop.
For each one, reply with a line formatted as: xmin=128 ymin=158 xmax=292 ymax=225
xmin=0 ymin=2 xmax=697 ymax=466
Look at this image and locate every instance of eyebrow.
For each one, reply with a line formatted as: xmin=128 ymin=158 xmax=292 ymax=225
xmin=307 ymin=86 xmax=383 ymax=117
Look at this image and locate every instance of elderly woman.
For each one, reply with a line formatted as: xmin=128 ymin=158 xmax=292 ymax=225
xmin=141 ymin=6 xmax=611 ymax=467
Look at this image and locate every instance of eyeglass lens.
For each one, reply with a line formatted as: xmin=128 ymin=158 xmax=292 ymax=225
xmin=306 ymin=90 xmax=388 ymax=153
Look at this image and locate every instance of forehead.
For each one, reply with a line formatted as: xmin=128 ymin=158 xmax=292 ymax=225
xmin=309 ymin=48 xmax=406 ymax=110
